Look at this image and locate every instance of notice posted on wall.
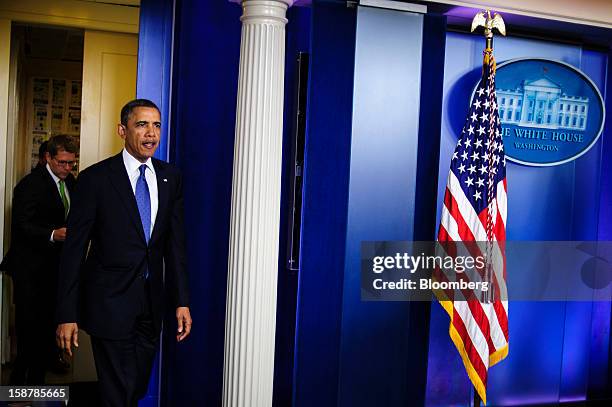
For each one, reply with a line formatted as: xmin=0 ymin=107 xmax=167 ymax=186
xmin=33 ymin=78 xmax=49 ymax=105
xmin=52 ymin=79 xmax=66 ymax=106
xmin=33 ymin=105 xmax=47 ymax=131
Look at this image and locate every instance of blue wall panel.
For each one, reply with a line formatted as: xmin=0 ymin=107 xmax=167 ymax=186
xmin=293 ymin=5 xmax=446 ymax=406
xmin=589 ymin=50 xmax=612 ymax=402
xmin=427 ymin=30 xmax=610 ymax=406
xmin=293 ymin=3 xmax=448 ymax=404
xmin=137 ymin=0 xmax=174 ymax=162
xmin=337 ymin=7 xmax=423 ymax=407
xmin=273 ymin=6 xmax=312 ymax=407
xmin=161 ymin=1 xmax=241 ymax=405
xmin=136 ymin=1 xmax=176 ymax=405
xmin=292 ymin=2 xmax=357 ymax=406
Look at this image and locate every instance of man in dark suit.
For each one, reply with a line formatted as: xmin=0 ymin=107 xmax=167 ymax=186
xmin=4 ymin=135 xmax=77 ymax=384
xmin=35 ymin=140 xmax=49 ymax=169
xmin=56 ymin=99 xmax=192 ymax=406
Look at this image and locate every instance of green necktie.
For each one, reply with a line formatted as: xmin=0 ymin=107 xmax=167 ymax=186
xmin=59 ymin=180 xmax=69 ymax=219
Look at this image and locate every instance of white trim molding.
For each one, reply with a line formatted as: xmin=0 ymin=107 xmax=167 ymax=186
xmin=360 ymin=0 xmax=427 ymax=14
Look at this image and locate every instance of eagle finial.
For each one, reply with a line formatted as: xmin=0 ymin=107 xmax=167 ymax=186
xmin=471 ymin=9 xmax=506 ymax=38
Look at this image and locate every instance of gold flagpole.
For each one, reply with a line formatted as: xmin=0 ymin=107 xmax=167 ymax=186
xmin=471 ymin=9 xmax=506 ymax=53
xmin=469 ymin=10 xmax=506 ymax=407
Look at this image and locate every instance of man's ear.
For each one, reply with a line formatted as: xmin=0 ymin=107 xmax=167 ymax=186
xmin=44 ymin=152 xmax=51 ymax=163
xmin=118 ymin=123 xmax=127 ymax=139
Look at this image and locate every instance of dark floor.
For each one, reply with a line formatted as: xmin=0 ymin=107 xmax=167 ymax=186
xmin=0 ymin=363 xmax=101 ymax=407
xmin=0 ymin=364 xmax=609 ymax=406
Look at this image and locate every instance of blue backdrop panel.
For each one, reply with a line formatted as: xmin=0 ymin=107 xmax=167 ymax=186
xmin=427 ymin=31 xmax=609 ymax=406
xmin=136 ymin=1 xmax=175 ymax=405
xmin=161 ymin=0 xmax=241 ymax=405
xmin=292 ymin=2 xmax=357 ymax=406
xmin=137 ymin=0 xmax=174 ymax=162
xmin=589 ymin=50 xmax=612 ymax=402
xmin=337 ymin=6 xmax=424 ymax=407
xmin=273 ymin=6 xmax=312 ymax=407
xmin=598 ymin=51 xmax=612 ymax=241
xmin=293 ymin=4 xmax=446 ymax=406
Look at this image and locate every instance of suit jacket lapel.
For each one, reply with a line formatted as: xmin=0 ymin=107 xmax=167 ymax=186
xmin=40 ymin=167 xmax=65 ymax=216
xmin=108 ymin=153 xmax=147 ymax=243
xmin=66 ymin=173 xmax=76 ymax=193
xmin=65 ymin=174 xmax=77 ymax=217
xmin=151 ymin=159 xmax=168 ymax=244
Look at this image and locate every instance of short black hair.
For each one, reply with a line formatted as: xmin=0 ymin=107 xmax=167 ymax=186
xmin=48 ymin=135 xmax=77 ymax=157
xmin=120 ymin=99 xmax=160 ymax=126
xmin=38 ymin=140 xmax=49 ymax=160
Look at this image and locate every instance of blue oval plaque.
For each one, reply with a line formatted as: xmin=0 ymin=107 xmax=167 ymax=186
xmin=478 ymin=58 xmax=605 ymax=166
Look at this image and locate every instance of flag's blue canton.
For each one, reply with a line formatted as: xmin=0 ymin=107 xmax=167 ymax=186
xmin=450 ymin=66 xmax=506 ymax=214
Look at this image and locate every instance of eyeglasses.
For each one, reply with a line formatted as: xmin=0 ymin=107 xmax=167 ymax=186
xmin=53 ymin=158 xmax=76 ymax=167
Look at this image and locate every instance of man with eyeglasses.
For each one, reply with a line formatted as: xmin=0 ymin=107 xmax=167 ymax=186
xmin=1 ymin=135 xmax=77 ymax=385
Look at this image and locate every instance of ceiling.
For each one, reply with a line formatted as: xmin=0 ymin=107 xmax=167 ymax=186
xmin=16 ymin=25 xmax=84 ymax=62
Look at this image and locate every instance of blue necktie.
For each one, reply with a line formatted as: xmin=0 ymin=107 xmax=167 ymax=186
xmin=135 ymin=164 xmax=151 ymax=278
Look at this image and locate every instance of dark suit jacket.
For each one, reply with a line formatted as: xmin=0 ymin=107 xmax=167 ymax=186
xmin=3 ymin=166 xmax=75 ymax=303
xmin=56 ymin=153 xmax=189 ymax=339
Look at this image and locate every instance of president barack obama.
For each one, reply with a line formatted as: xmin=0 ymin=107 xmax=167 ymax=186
xmin=56 ymin=99 xmax=192 ymax=406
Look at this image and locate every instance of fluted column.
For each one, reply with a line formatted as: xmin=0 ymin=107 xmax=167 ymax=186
xmin=223 ymin=1 xmax=293 ymax=406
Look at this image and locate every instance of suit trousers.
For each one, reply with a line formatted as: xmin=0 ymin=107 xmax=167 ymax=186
xmin=90 ymin=280 xmax=158 ymax=407
xmin=10 ymin=278 xmax=57 ymax=385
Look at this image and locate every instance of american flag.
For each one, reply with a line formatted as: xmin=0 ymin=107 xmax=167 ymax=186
xmin=436 ymin=50 xmax=509 ymax=405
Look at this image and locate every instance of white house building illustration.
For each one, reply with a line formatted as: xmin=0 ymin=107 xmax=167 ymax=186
xmin=497 ymin=78 xmax=589 ymax=130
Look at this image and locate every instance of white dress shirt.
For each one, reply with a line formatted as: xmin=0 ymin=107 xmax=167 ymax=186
xmin=47 ymin=163 xmax=70 ymax=242
xmin=122 ymin=149 xmax=159 ymax=237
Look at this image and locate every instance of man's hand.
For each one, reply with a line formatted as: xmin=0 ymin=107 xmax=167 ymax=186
xmin=176 ymin=307 xmax=192 ymax=342
xmin=56 ymin=323 xmax=79 ymax=357
xmin=52 ymin=227 xmax=67 ymax=242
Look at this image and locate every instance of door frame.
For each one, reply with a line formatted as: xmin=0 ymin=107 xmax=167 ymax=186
xmin=0 ymin=0 xmax=140 ymax=390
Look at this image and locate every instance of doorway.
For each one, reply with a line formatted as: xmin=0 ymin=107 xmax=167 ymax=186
xmin=1 ymin=21 xmax=100 ymax=393
xmin=1 ymin=20 xmax=138 ymax=404
xmin=0 ymin=1 xmax=141 ymax=405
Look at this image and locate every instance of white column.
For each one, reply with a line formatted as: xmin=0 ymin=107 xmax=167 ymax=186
xmin=223 ymin=1 xmax=293 ymax=406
